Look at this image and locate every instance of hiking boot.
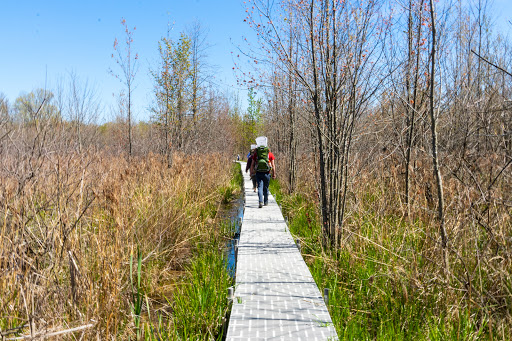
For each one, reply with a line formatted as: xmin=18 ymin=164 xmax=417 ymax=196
xmin=253 ymin=188 xmax=257 ymax=192
xmin=258 ymin=202 xmax=263 ymax=208
xmin=264 ymin=201 xmax=268 ymax=206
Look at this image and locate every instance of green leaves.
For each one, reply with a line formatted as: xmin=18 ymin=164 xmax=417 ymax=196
xmin=152 ymin=33 xmax=192 ymax=125
xmin=238 ymin=87 xmax=263 ymax=150
xmin=130 ymin=247 xmax=144 ymax=337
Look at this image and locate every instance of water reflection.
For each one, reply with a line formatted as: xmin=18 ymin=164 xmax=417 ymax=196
xmin=225 ymin=196 xmax=244 ymax=277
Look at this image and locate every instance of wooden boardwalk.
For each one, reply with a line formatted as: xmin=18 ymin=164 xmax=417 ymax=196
xmin=226 ymin=162 xmax=338 ymax=340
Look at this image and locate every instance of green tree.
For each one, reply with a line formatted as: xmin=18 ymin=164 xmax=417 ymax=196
xmin=0 ymin=93 xmax=10 ymax=143
xmin=0 ymin=93 xmax=9 ymax=122
xmin=172 ymin=33 xmax=192 ymax=150
xmin=152 ymin=32 xmax=191 ymax=167
xmin=242 ymin=88 xmax=262 ymax=149
xmin=13 ymin=89 xmax=59 ymax=123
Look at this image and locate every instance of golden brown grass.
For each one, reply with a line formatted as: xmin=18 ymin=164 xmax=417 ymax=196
xmin=0 ymin=150 xmax=236 ymax=339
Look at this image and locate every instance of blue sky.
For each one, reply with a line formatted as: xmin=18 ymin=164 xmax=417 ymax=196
xmin=0 ymin=0 xmax=254 ymax=122
xmin=1 ymin=0 xmax=511 ymax=122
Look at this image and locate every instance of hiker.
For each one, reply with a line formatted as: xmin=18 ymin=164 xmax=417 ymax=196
xmin=250 ymin=138 xmax=276 ymax=208
xmin=245 ymin=146 xmax=258 ymax=192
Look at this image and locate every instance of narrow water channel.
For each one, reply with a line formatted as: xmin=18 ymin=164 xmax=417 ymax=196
xmin=225 ymin=194 xmax=244 ymax=277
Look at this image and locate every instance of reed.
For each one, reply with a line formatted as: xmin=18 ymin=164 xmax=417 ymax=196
xmin=0 ymin=149 xmax=240 ymax=339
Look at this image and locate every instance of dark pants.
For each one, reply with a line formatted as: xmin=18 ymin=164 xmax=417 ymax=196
xmin=256 ymin=172 xmax=271 ymax=204
xmin=251 ymin=175 xmax=257 ymax=189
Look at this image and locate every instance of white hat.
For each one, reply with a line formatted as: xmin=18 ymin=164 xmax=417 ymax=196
xmin=255 ymin=136 xmax=268 ymax=147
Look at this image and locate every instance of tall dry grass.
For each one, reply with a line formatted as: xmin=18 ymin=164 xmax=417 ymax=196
xmin=274 ymin=150 xmax=511 ymax=338
xmin=0 ymin=146 xmax=236 ymax=339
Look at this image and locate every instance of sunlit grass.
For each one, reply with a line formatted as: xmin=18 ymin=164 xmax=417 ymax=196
xmin=269 ymin=176 xmax=511 ymax=340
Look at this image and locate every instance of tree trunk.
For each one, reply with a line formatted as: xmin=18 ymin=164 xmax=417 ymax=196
xmin=428 ymin=0 xmax=448 ymax=261
xmin=128 ymin=88 xmax=132 ymax=157
xmin=288 ymin=10 xmax=297 ymax=194
xmin=309 ymin=0 xmax=331 ymax=247
xmin=405 ymin=0 xmax=424 ymax=216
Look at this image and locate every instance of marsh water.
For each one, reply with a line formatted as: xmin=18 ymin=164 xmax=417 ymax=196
xmin=224 ymin=194 xmax=244 ymax=277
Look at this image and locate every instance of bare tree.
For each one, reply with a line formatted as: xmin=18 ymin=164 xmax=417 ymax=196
xmin=110 ymin=18 xmax=139 ymax=157
xmin=0 ymin=93 xmax=10 ymax=144
xmin=286 ymin=5 xmax=298 ymax=194
xmin=67 ymin=71 xmax=100 ymax=152
xmin=188 ymin=22 xmax=211 ymax=126
xmin=403 ymin=0 xmax=428 ymax=215
xmin=428 ymin=0 xmax=449 ymax=270
xmin=245 ymin=0 xmax=389 ymax=247
xmin=0 ymin=92 xmax=9 ymax=124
